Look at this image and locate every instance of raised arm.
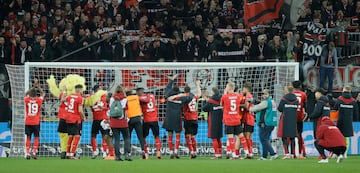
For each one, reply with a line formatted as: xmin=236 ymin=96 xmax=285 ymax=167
xmin=165 ymin=74 xmax=179 ymax=98
xmin=46 ymin=75 xmax=61 ymax=98
xmin=167 ymin=93 xmax=187 ymax=101
xmin=250 ymin=100 xmax=268 ymax=113
xmin=195 ymin=80 xmax=201 ymax=97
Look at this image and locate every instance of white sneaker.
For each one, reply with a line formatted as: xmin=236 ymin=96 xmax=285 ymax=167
xmin=318 ymin=159 xmax=329 ymax=163
xmin=270 ymin=154 xmax=279 ymax=160
xmin=258 ymin=157 xmax=267 ymax=160
xmin=336 ymin=155 xmax=344 ymax=163
xmin=102 ymin=152 xmax=108 ymax=158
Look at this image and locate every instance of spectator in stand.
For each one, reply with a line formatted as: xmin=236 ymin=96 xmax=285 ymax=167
xmin=114 ymin=34 xmax=132 ymax=61
xmin=62 ymin=35 xmax=78 ymax=61
xmin=148 ymin=35 xmax=167 ymax=62
xmin=14 ymin=39 xmax=32 ymax=65
xmin=32 ymin=38 xmax=53 ymax=62
xmin=132 ymin=36 xmax=150 ymax=62
xmin=0 ymin=36 xmax=10 ymax=64
xmin=319 ymin=42 xmax=338 ymax=94
xmin=219 ymin=0 xmax=238 ymax=26
xmin=97 ymin=33 xmax=114 ymax=62
xmin=178 ymin=30 xmax=197 ymax=62
xmin=268 ymin=35 xmax=286 ymax=62
xmin=214 ymin=35 xmax=239 ymax=62
xmin=166 ymin=36 xmax=179 ymax=62
xmin=321 ymin=1 xmax=335 ymax=27
xmin=249 ymin=34 xmax=271 ymax=61
xmin=201 ymin=33 xmax=216 ymax=62
xmin=282 ymin=31 xmax=297 ymax=62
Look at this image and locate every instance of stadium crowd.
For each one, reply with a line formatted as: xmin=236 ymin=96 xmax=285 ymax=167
xmin=0 ymin=0 xmax=359 ymax=64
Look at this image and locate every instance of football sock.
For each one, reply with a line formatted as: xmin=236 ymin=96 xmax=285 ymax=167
xmin=345 ymin=137 xmax=349 ymax=155
xmin=191 ymin=137 xmax=197 ymax=153
xmin=290 ymin=138 xmax=295 ymax=156
xmin=143 ymin=138 xmax=148 ymax=153
xmin=247 ymin=139 xmax=253 ymax=154
xmin=282 ymin=138 xmax=289 ymax=154
xmin=228 ymin=137 xmax=235 ymax=153
xmin=239 ymin=136 xmax=248 ymax=153
xmin=91 ymin=137 xmax=97 ymax=152
xmin=155 ymin=137 xmax=161 ymax=151
xmin=71 ymin=136 xmax=80 ymax=154
xmin=298 ymin=136 xmax=303 ymax=155
xmin=59 ymin=133 xmax=68 ymax=152
xmin=33 ymin=137 xmax=39 ymax=154
xmin=102 ymin=138 xmax=108 ymax=153
xmin=175 ymin=133 xmax=181 ymax=151
xmin=108 ymin=146 xmax=115 ymax=156
xmin=185 ymin=136 xmax=193 ymax=152
xmin=26 ymin=137 xmax=31 ymax=155
xmin=217 ymin=139 xmax=222 ymax=155
xmin=168 ymin=134 xmax=173 ymax=151
xmin=212 ymin=139 xmax=219 ymax=155
xmin=67 ymin=136 xmax=73 ymax=153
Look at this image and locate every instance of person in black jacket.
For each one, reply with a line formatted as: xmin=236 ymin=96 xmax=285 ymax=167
xmin=163 ymin=74 xmax=192 ymax=159
xmin=277 ymin=86 xmax=298 ymax=159
xmin=202 ymin=87 xmax=223 ymax=159
xmin=308 ymin=88 xmax=330 ymax=138
xmin=334 ymin=86 xmax=358 ymax=157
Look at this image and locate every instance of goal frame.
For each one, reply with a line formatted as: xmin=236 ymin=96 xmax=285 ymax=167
xmin=7 ymin=62 xmax=299 ymax=157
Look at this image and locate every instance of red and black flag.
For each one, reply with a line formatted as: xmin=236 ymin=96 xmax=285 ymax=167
xmin=244 ymin=0 xmax=285 ymax=28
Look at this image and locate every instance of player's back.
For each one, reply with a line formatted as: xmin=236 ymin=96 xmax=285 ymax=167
xmin=65 ymin=93 xmax=83 ymax=123
xmin=221 ymin=93 xmax=241 ymax=126
xmin=91 ymin=94 xmax=108 ymax=120
xmin=24 ymin=96 xmax=44 ymax=125
xmin=294 ymin=90 xmax=307 ymax=121
xmin=183 ymin=93 xmax=198 ymax=121
xmin=140 ymin=93 xmax=158 ymax=122
xmin=58 ymin=93 xmax=67 ymax=120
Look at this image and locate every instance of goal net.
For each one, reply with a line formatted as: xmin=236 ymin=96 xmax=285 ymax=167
xmin=6 ymin=62 xmax=299 ymax=157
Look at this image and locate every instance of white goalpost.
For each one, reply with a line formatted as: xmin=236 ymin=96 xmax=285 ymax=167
xmin=6 ymin=62 xmax=299 ymax=157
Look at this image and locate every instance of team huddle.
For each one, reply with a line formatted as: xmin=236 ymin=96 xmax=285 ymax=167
xmin=23 ymin=74 xmax=353 ymax=163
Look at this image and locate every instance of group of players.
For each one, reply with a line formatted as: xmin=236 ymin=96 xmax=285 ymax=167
xmin=23 ymin=74 xmax=351 ymax=162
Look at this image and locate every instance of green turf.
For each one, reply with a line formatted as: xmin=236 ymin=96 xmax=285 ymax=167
xmin=1 ymin=156 xmax=359 ymax=173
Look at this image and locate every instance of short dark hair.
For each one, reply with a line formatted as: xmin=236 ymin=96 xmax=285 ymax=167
xmin=136 ymin=87 xmax=144 ymax=92
xmin=93 ymin=85 xmax=100 ymax=92
xmin=29 ymin=88 xmax=37 ymax=97
xmin=184 ymin=86 xmax=191 ymax=93
xmin=243 ymin=82 xmax=252 ymax=91
xmin=291 ymin=80 xmax=302 ymax=89
xmin=173 ymin=85 xmax=180 ymax=93
xmin=212 ymin=87 xmax=219 ymax=94
xmin=75 ymin=84 xmax=83 ymax=89
xmin=315 ymin=88 xmax=326 ymax=95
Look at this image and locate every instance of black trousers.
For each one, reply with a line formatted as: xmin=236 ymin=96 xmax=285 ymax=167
xmin=112 ymin=128 xmax=131 ymax=157
xmin=128 ymin=116 xmax=145 ymax=150
xmin=314 ymin=140 xmax=346 ymax=157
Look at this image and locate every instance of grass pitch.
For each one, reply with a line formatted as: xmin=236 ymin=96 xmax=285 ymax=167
xmin=1 ymin=156 xmax=359 ymax=173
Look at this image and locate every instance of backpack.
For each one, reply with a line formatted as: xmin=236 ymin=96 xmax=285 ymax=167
xmin=109 ymin=100 xmax=124 ymax=118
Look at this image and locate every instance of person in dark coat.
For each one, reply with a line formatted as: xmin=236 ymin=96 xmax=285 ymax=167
xmin=163 ymin=74 xmax=192 ymax=159
xmin=202 ymin=87 xmax=223 ymax=159
xmin=315 ymin=116 xmax=346 ymax=163
xmin=308 ymin=88 xmax=330 ymax=138
xmin=277 ymin=86 xmax=298 ymax=159
xmin=334 ymin=86 xmax=358 ymax=157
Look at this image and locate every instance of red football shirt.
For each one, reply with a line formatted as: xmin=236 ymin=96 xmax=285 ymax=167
xmin=24 ymin=96 xmax=44 ymax=125
xmin=91 ymin=94 xmax=108 ymax=120
xmin=65 ymin=94 xmax=84 ymax=124
xmin=183 ymin=94 xmax=199 ymax=121
xmin=221 ymin=93 xmax=242 ymax=126
xmin=58 ymin=93 xmax=67 ymax=120
xmin=294 ymin=90 xmax=307 ymax=122
xmin=139 ymin=94 xmax=158 ymax=122
xmin=242 ymin=93 xmax=255 ymax=126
